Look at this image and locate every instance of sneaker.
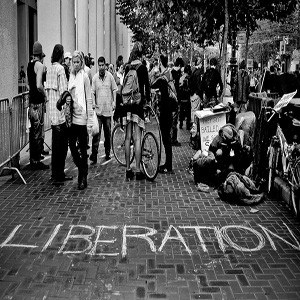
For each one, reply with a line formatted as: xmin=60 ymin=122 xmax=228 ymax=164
xmin=90 ymin=160 xmax=97 ymax=165
xmin=135 ymin=171 xmax=146 ymax=180
xmin=30 ymin=161 xmax=50 ymax=170
xmin=158 ymin=165 xmax=174 ymax=174
xmin=105 ymin=155 xmax=111 ymax=161
xmin=172 ymin=141 xmax=181 ymax=147
xmin=89 ymin=154 xmax=97 ymax=165
xmin=41 ymin=150 xmax=49 ymax=155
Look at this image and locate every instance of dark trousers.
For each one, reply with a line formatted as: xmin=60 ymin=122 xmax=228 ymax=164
xmin=160 ymin=114 xmax=173 ymax=170
xmin=69 ymin=124 xmax=88 ymax=177
xmin=179 ymin=100 xmax=191 ymax=128
xmin=29 ymin=103 xmax=44 ymax=163
xmin=51 ymin=123 xmax=68 ymax=181
xmin=171 ymin=105 xmax=179 ymax=143
xmin=91 ymin=115 xmax=111 ymax=158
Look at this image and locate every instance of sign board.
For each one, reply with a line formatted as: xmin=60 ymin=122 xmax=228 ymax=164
xmin=274 ymin=90 xmax=297 ymax=112
xmin=195 ymin=110 xmax=227 ymax=151
xmin=247 ymin=59 xmax=253 ymax=68
xmin=237 ymin=32 xmax=246 ymax=44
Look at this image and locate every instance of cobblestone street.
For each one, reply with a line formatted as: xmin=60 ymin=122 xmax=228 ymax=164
xmin=0 ymin=129 xmax=300 ymax=300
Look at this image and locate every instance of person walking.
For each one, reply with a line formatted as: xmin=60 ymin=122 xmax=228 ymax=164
xmin=67 ymin=51 xmax=93 ymax=189
xmin=151 ymin=54 xmax=174 ymax=174
xmin=123 ymin=41 xmax=151 ymax=180
xmin=179 ymin=65 xmax=192 ymax=130
xmin=171 ymin=57 xmax=184 ymax=146
xmin=201 ymin=57 xmax=223 ymax=108
xmin=27 ymin=41 xmax=49 ymax=170
xmin=232 ymin=60 xmax=250 ymax=113
xmin=90 ymin=56 xmax=118 ymax=165
xmin=45 ymin=44 xmax=72 ymax=185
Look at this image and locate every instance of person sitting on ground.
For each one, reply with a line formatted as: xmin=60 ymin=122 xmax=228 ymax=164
xmin=209 ymin=124 xmax=243 ymax=184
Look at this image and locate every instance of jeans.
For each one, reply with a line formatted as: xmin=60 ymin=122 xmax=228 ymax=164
xmin=159 ymin=114 xmax=173 ymax=170
xmin=51 ymin=123 xmax=69 ymax=181
xmin=29 ymin=103 xmax=45 ymax=163
xmin=179 ymin=100 xmax=191 ymax=129
xmin=91 ymin=115 xmax=111 ymax=159
xmin=69 ymin=124 xmax=88 ymax=177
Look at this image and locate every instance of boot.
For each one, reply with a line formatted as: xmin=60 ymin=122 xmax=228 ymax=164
xmin=82 ymin=174 xmax=87 ymax=189
xmin=77 ymin=172 xmax=84 ymax=190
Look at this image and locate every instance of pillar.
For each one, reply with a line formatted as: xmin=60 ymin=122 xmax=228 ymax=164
xmin=76 ymin=0 xmax=89 ymax=55
xmin=61 ymin=0 xmax=75 ymax=54
xmin=104 ymin=0 xmax=111 ymax=62
xmin=17 ymin=3 xmax=30 ymax=74
xmin=110 ymin=0 xmax=116 ymax=66
xmin=96 ymin=0 xmax=104 ymax=62
xmin=37 ymin=0 xmax=60 ymax=67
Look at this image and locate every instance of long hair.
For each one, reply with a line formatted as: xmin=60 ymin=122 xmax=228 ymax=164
xmin=70 ymin=50 xmax=84 ymax=74
xmin=128 ymin=41 xmax=143 ymax=63
xmin=51 ymin=44 xmax=64 ymax=64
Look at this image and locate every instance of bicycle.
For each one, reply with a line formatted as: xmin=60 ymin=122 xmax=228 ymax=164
xmin=267 ymin=104 xmax=300 ymax=218
xmin=111 ymin=104 xmax=161 ymax=181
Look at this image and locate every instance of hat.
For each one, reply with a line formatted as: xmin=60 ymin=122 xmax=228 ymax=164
xmin=33 ymin=41 xmax=45 ymax=57
xmin=221 ymin=126 xmax=234 ymax=140
xmin=64 ymin=52 xmax=72 ymax=59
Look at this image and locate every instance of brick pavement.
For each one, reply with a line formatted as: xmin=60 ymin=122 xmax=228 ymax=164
xmin=0 ymin=128 xmax=300 ymax=300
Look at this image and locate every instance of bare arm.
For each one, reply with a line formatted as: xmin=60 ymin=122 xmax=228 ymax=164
xmin=35 ymin=61 xmax=47 ymax=100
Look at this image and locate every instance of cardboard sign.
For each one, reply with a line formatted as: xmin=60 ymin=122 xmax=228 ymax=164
xmin=274 ymin=90 xmax=297 ymax=112
xmin=195 ymin=110 xmax=227 ymax=151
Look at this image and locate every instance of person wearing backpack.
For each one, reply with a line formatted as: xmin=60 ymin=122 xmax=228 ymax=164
xmin=201 ymin=57 xmax=223 ymax=108
xmin=179 ymin=64 xmax=192 ymax=130
xmin=123 ymin=42 xmax=151 ymax=180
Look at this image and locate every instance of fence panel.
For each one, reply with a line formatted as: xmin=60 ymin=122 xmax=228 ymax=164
xmin=10 ymin=93 xmax=29 ymax=158
xmin=0 ymin=98 xmax=11 ymax=168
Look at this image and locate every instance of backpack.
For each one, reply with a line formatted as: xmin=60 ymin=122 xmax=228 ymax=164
xmin=179 ymin=75 xmax=190 ymax=101
xmin=162 ymin=70 xmax=178 ymax=111
xmin=122 ymin=64 xmax=141 ymax=106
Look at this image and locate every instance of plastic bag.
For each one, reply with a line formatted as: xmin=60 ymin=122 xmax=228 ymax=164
xmin=92 ymin=111 xmax=99 ymax=136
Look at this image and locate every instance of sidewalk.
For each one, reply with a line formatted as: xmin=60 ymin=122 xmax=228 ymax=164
xmin=0 ymin=127 xmax=300 ymax=300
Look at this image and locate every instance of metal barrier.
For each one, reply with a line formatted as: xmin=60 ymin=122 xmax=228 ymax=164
xmin=0 ymin=98 xmax=11 ymax=169
xmin=0 ymin=94 xmax=28 ymax=184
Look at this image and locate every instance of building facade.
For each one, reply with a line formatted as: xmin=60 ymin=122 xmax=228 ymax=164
xmin=0 ymin=0 xmax=132 ymax=100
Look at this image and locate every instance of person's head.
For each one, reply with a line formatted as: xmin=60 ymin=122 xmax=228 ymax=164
xmin=210 ymin=57 xmax=218 ymax=67
xmin=116 ymin=55 xmax=123 ymax=68
xmin=71 ymin=50 xmax=84 ymax=74
xmin=117 ymin=63 xmax=124 ymax=74
xmin=64 ymin=52 xmax=72 ymax=67
xmin=108 ymin=63 xmax=114 ymax=74
xmin=128 ymin=41 xmax=143 ymax=62
xmin=159 ymin=54 xmax=168 ymax=69
xmin=32 ymin=41 xmax=45 ymax=62
xmin=175 ymin=57 xmax=184 ymax=68
xmin=239 ymin=60 xmax=246 ymax=70
xmin=184 ymin=64 xmax=192 ymax=75
xmin=51 ymin=44 xmax=64 ymax=64
xmin=98 ymin=56 xmax=106 ymax=76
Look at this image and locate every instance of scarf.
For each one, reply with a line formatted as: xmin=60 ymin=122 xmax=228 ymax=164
xmin=68 ymin=69 xmax=86 ymax=114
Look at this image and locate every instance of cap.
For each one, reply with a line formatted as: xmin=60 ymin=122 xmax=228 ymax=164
xmin=64 ymin=52 xmax=72 ymax=59
xmin=221 ymin=126 xmax=234 ymax=140
xmin=33 ymin=41 xmax=45 ymax=57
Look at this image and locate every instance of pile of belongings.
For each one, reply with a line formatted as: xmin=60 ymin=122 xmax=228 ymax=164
xmin=218 ymin=171 xmax=264 ymax=205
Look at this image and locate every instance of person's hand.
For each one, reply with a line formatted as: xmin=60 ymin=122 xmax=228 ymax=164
xmin=87 ymin=125 xmax=93 ymax=135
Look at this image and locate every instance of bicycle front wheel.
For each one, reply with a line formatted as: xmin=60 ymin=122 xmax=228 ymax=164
xmin=141 ymin=132 xmax=160 ymax=181
xmin=267 ymin=145 xmax=279 ymax=195
xmin=290 ymin=157 xmax=300 ymax=218
xmin=111 ymin=124 xmax=134 ymax=166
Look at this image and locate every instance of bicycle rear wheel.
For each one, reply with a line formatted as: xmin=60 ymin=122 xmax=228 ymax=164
xmin=267 ymin=145 xmax=279 ymax=194
xmin=290 ymin=157 xmax=300 ymax=218
xmin=141 ymin=132 xmax=160 ymax=181
xmin=111 ymin=124 xmax=134 ymax=166
xmin=144 ymin=104 xmax=162 ymax=154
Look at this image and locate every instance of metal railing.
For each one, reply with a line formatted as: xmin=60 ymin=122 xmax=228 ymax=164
xmin=0 ymin=92 xmax=32 ymax=184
